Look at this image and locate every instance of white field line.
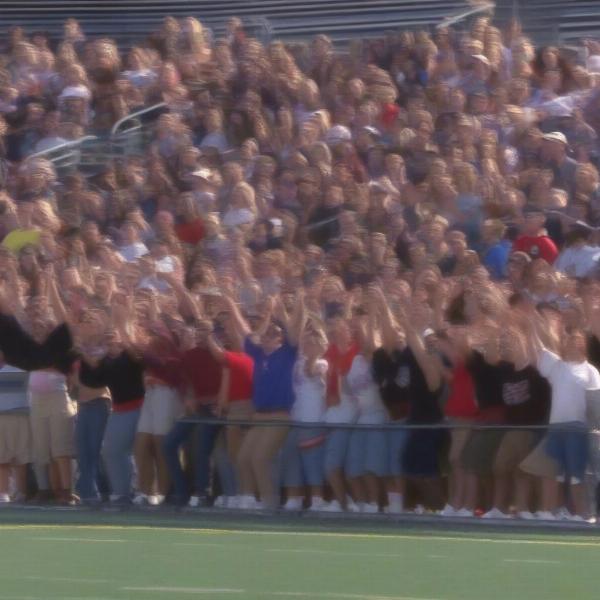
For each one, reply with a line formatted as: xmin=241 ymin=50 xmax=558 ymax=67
xmin=122 ymin=587 xmax=244 ymax=595
xmin=265 ymin=593 xmax=440 ymax=600
xmin=23 ymin=576 xmax=113 ymax=584
xmin=265 ymin=548 xmax=405 ymax=558
xmin=6 ymin=524 xmax=600 ymax=547
xmin=503 ymin=558 xmax=561 ymax=565
xmin=29 ymin=537 xmax=126 ymax=543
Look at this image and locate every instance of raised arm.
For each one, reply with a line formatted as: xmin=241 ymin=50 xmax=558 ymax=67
xmin=397 ymin=305 xmax=441 ymax=392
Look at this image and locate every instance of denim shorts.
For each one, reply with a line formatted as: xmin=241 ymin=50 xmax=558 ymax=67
xmin=388 ymin=426 xmax=410 ymax=477
xmin=545 ymin=422 xmax=589 ymax=482
xmin=345 ymin=429 xmax=389 ymax=478
xmin=280 ymin=428 xmax=325 ymax=487
xmin=323 ymin=429 xmax=351 ymax=476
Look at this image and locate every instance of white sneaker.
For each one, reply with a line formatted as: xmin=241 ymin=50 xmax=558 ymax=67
xmin=413 ymin=504 xmax=426 ymax=515
xmin=517 ymin=511 xmax=536 ymax=520
xmin=132 ymin=494 xmax=149 ymax=506
xmin=238 ymin=495 xmax=259 ymax=510
xmin=320 ymin=500 xmax=343 ymax=513
xmin=455 ymin=508 xmax=474 ymax=518
xmin=440 ymin=504 xmax=458 ymax=517
xmin=535 ymin=511 xmax=557 ymax=521
xmin=227 ymin=496 xmax=241 ymax=509
xmin=361 ymin=502 xmax=379 ymax=514
xmin=0 ymin=493 xmax=11 ymax=503
xmin=153 ymin=495 xmax=165 ymax=505
xmin=282 ymin=497 xmax=303 ymax=511
xmin=213 ymin=495 xmax=227 ymax=508
xmin=556 ymin=507 xmax=571 ymax=521
xmin=482 ymin=507 xmax=510 ymax=520
xmin=308 ymin=497 xmax=328 ymax=512
xmin=385 ymin=502 xmax=404 ymax=515
xmin=346 ymin=498 xmax=361 ymax=513
xmin=567 ymin=514 xmax=585 ymax=522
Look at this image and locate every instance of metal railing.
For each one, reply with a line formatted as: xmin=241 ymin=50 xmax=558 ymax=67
xmin=435 ymin=1 xmax=494 ymax=29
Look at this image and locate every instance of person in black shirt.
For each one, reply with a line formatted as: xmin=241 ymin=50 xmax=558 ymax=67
xmin=369 ymin=287 xmax=411 ymax=513
xmin=80 ymin=329 xmax=145 ymax=504
xmin=394 ymin=302 xmax=446 ymax=510
xmin=461 ymin=328 xmax=506 ymax=516
xmin=483 ymin=328 xmax=551 ymax=518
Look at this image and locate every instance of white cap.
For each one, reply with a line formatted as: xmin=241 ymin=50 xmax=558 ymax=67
xmin=472 ymin=54 xmax=491 ymax=67
xmin=59 ymin=85 xmax=91 ymax=101
xmin=190 ymin=167 xmax=212 ymax=179
xmin=588 ymin=55 xmax=600 ymax=74
xmin=325 ymin=125 xmax=352 ymax=145
xmin=542 ymin=131 xmax=568 ymax=145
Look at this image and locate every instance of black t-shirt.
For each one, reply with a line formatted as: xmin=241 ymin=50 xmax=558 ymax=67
xmin=403 ymin=347 xmax=443 ymax=424
xmin=372 ymin=347 xmax=411 ymax=420
xmin=587 ymin=334 xmax=600 ymax=371
xmin=80 ymin=350 xmax=145 ymax=406
xmin=497 ymin=362 xmax=551 ymax=426
xmin=466 ymin=350 xmax=505 ymax=414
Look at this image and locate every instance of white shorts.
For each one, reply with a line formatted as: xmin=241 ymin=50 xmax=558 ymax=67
xmin=137 ymin=385 xmax=182 ymax=436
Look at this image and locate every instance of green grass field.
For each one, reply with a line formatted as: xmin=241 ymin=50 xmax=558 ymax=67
xmin=1 ymin=509 xmax=599 ymax=600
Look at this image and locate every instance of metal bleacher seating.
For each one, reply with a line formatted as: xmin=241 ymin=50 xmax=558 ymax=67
xmin=0 ymin=0 xmax=479 ymax=49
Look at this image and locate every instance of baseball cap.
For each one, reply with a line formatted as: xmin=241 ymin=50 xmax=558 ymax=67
xmin=325 ymin=125 xmax=352 ymax=145
xmin=471 ymin=54 xmax=491 ymax=67
xmin=508 ymin=251 xmax=532 ymax=264
xmin=542 ymin=131 xmax=568 ymax=145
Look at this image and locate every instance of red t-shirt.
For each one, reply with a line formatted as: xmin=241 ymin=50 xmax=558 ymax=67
xmin=175 ymin=218 xmax=204 ymax=245
xmin=444 ymin=362 xmax=479 ymax=419
xmin=223 ymin=350 xmax=254 ymax=402
xmin=181 ymin=347 xmax=222 ymax=402
xmin=324 ymin=342 xmax=359 ymax=406
xmin=512 ymin=235 xmax=558 ymax=264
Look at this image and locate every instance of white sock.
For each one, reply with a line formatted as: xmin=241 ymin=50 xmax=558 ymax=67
xmin=387 ymin=492 xmax=404 ymax=509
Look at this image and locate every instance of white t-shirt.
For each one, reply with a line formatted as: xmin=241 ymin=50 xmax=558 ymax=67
xmin=555 ymin=245 xmax=600 ymax=278
xmin=28 ymin=371 xmax=68 ymax=394
xmin=223 ymin=208 xmax=255 ymax=229
xmin=538 ymin=348 xmax=600 ymax=424
xmin=291 ymin=357 xmax=327 ymax=423
xmin=118 ymin=242 xmax=149 ymax=262
xmin=344 ymin=354 xmax=388 ymax=425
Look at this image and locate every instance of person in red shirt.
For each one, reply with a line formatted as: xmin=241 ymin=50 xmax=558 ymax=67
xmin=174 ymin=192 xmax=205 ymax=246
xmin=206 ymin=328 xmax=253 ymax=506
xmin=512 ymin=206 xmax=558 ymax=264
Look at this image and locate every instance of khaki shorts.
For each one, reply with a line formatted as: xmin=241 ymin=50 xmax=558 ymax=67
xmin=519 ymin=435 xmax=559 ymax=479
xmin=494 ymin=430 xmax=538 ymax=475
xmin=227 ymin=400 xmax=254 ymax=421
xmin=0 ymin=413 xmax=31 ymax=465
xmin=448 ymin=420 xmax=475 ymax=466
xmin=29 ymin=391 xmax=76 ymax=463
xmin=461 ymin=429 xmax=505 ymax=476
xmin=137 ymin=385 xmax=183 ymax=436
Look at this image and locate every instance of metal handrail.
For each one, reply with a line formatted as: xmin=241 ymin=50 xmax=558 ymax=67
xmin=110 ymin=102 xmax=167 ymax=138
xmin=27 ymin=135 xmax=99 ymax=161
xmin=435 ymin=1 xmax=494 ymax=29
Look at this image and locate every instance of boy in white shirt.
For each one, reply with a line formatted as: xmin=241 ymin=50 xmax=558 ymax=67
xmin=536 ymin=327 xmax=600 ymax=520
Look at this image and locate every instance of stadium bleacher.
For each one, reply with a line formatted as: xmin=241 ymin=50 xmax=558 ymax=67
xmin=0 ymin=0 xmax=479 ymax=48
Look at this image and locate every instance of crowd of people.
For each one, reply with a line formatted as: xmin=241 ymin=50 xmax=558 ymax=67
xmin=2 ymin=14 xmax=600 ymax=522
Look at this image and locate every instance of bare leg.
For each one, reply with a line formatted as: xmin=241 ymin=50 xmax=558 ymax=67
xmin=364 ymin=473 xmax=381 ymax=506
xmin=571 ymin=484 xmax=589 ymax=518
xmin=54 ymin=457 xmax=73 ymax=491
xmin=326 ymin=468 xmax=347 ymax=507
xmin=540 ymin=478 xmax=559 ymax=512
xmin=463 ymin=473 xmax=478 ymax=511
xmin=134 ymin=433 xmax=155 ymax=496
xmin=492 ymin=473 xmax=511 ymax=512
xmin=348 ymin=477 xmax=366 ymax=505
xmin=449 ymin=466 xmax=466 ymax=509
xmin=152 ymin=435 xmax=170 ymax=497
xmin=0 ymin=464 xmax=9 ymax=495
xmin=514 ymin=473 xmax=533 ymax=513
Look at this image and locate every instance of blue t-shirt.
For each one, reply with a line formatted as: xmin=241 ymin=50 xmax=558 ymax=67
xmin=244 ymin=337 xmax=298 ymax=412
xmin=483 ymin=240 xmax=511 ymax=281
